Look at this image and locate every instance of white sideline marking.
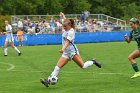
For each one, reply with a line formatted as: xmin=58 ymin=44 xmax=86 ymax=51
xmin=0 ymin=62 xmax=15 ymax=71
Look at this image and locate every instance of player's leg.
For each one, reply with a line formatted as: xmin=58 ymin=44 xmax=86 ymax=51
xmin=4 ymin=41 xmax=8 ymax=56
xmin=11 ymin=41 xmax=21 ymax=56
xmin=128 ymin=49 xmax=140 ymax=78
xmin=72 ymin=54 xmax=101 ymax=69
xmin=20 ymin=37 xmax=23 ymax=46
xmin=51 ymin=56 xmax=69 ymax=76
xmin=41 ymin=56 xmax=69 ymax=87
xmin=18 ymin=36 xmax=23 ymax=46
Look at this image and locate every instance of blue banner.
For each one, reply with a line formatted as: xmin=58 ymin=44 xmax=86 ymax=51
xmin=0 ymin=31 xmax=130 ymax=46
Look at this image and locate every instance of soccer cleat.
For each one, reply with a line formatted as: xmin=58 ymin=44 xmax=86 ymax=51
xmin=4 ymin=55 xmax=7 ymax=56
xmin=18 ymin=53 xmax=21 ymax=56
xmin=40 ymin=78 xmax=50 ymax=87
xmin=131 ymin=72 xmax=140 ymax=79
xmin=92 ymin=59 xmax=101 ymax=68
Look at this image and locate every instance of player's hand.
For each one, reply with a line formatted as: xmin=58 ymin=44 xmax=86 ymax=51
xmin=59 ymin=49 xmax=64 ymax=53
xmin=0 ymin=32 xmax=5 ymax=35
xmin=60 ymin=12 xmax=64 ymax=16
xmin=3 ymin=32 xmax=7 ymax=34
xmin=124 ymin=34 xmax=128 ymax=39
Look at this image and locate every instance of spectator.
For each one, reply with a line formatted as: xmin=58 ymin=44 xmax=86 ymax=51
xmin=23 ymin=19 xmax=28 ymax=33
xmin=27 ymin=26 xmax=34 ymax=35
xmin=50 ymin=18 xmax=55 ymax=33
xmin=17 ymin=19 xmax=23 ymax=30
xmin=35 ymin=23 xmax=40 ymax=33
xmin=38 ymin=20 xmax=46 ymax=34
xmin=17 ymin=28 xmax=23 ymax=46
xmin=81 ymin=12 xmax=85 ymax=24
xmin=55 ymin=19 xmax=62 ymax=33
xmin=84 ymin=10 xmax=90 ymax=21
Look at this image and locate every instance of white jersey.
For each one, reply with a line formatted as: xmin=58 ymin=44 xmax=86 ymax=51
xmin=62 ymin=28 xmax=79 ymax=59
xmin=5 ymin=24 xmax=14 ymax=42
xmin=17 ymin=21 xmax=23 ymax=28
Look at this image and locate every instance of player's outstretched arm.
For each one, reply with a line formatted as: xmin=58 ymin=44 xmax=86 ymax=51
xmin=60 ymin=12 xmax=66 ymax=20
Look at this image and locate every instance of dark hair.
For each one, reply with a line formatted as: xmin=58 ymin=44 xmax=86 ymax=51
xmin=69 ymin=19 xmax=75 ymax=29
xmin=134 ymin=20 xmax=139 ymax=25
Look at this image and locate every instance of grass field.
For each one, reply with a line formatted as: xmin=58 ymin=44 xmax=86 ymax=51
xmin=0 ymin=41 xmax=140 ymax=93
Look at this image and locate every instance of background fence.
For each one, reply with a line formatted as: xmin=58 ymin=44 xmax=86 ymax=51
xmin=11 ymin=14 xmax=130 ymax=32
xmin=0 ymin=31 xmax=130 ymax=46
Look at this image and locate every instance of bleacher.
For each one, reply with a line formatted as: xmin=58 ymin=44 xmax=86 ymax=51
xmin=11 ymin=14 xmax=130 ymax=34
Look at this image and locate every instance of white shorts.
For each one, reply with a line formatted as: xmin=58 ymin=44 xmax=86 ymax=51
xmin=5 ymin=37 xmax=14 ymax=42
xmin=62 ymin=51 xmax=79 ymax=59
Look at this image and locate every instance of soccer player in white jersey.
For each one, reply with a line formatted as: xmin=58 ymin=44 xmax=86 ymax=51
xmin=3 ymin=20 xmax=21 ymax=56
xmin=41 ymin=13 xmax=101 ymax=87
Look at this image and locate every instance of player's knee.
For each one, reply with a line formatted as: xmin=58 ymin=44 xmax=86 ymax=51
xmin=11 ymin=46 xmax=15 ymax=48
xmin=4 ymin=46 xmax=7 ymax=48
xmin=128 ymin=56 xmax=133 ymax=61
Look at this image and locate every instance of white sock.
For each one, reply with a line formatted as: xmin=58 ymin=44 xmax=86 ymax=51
xmin=4 ymin=48 xmax=8 ymax=55
xmin=82 ymin=61 xmax=93 ymax=69
xmin=51 ymin=66 xmax=60 ymax=76
xmin=14 ymin=47 xmax=20 ymax=53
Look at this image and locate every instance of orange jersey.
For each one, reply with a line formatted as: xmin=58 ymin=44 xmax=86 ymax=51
xmin=17 ymin=30 xmax=23 ymax=36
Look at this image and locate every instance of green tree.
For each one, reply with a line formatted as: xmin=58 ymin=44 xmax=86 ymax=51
xmin=88 ymin=0 xmax=123 ymax=18
xmin=61 ymin=0 xmax=91 ymax=14
xmin=13 ymin=0 xmax=42 ymax=15
xmin=121 ymin=2 xmax=140 ymax=20
xmin=43 ymin=0 xmax=64 ymax=14
xmin=0 ymin=0 xmax=14 ymax=15
xmin=0 ymin=0 xmax=140 ymax=20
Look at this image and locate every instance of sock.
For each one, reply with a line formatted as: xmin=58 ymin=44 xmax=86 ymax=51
xmin=132 ymin=63 xmax=139 ymax=72
xmin=82 ymin=61 xmax=94 ymax=69
xmin=14 ymin=47 xmax=20 ymax=53
xmin=51 ymin=66 xmax=60 ymax=76
xmin=4 ymin=48 xmax=8 ymax=55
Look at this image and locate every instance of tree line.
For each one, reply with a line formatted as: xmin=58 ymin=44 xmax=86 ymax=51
xmin=0 ymin=0 xmax=140 ymax=20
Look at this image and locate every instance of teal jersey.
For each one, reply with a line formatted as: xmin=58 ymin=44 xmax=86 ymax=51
xmin=130 ymin=26 xmax=140 ymax=49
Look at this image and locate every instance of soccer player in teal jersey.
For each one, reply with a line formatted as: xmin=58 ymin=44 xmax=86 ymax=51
xmin=40 ymin=13 xmax=101 ymax=87
xmin=125 ymin=18 xmax=140 ymax=79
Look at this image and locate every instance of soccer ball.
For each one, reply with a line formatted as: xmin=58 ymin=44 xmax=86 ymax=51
xmin=48 ymin=75 xmax=58 ymax=85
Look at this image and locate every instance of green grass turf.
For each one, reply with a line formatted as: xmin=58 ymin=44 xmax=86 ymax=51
xmin=0 ymin=41 xmax=140 ymax=93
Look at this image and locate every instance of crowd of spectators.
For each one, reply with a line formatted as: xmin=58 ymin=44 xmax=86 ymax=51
xmin=12 ymin=12 xmax=123 ymax=34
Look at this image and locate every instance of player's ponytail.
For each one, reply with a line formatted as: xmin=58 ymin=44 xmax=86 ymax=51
xmin=135 ymin=19 xmax=140 ymax=25
xmin=69 ymin=19 xmax=75 ymax=29
xmin=137 ymin=20 xmax=140 ymax=26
